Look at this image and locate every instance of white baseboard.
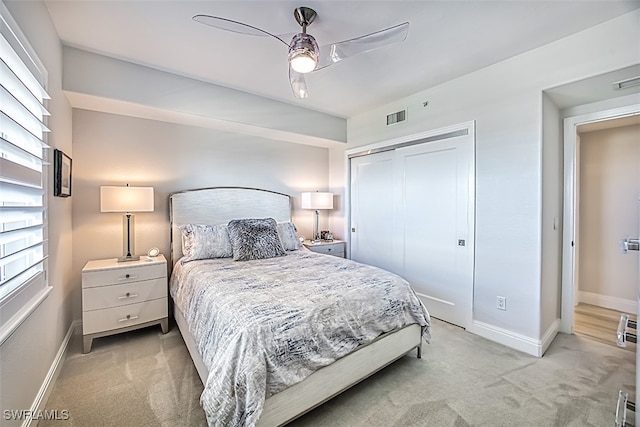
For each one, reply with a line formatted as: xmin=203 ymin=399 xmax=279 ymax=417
xmin=578 ymin=291 xmax=636 ymax=314
xmin=25 ymin=319 xmax=81 ymax=427
xmin=539 ymin=319 xmax=560 ymax=356
xmin=468 ymin=319 xmax=559 ymax=357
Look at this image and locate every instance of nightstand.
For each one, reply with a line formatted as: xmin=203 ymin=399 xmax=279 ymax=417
xmin=81 ymin=254 xmax=169 ymax=353
xmin=303 ymin=240 xmax=345 ymax=258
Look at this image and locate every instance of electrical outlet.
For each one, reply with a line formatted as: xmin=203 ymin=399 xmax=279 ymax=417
xmin=496 ymin=296 xmax=507 ymax=311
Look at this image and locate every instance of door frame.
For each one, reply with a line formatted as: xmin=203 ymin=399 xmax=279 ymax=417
xmin=560 ymin=104 xmax=640 ymax=334
xmin=345 ymin=120 xmax=476 ymax=328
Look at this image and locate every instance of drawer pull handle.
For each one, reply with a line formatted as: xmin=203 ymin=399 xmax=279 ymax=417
xmin=118 ymin=274 xmax=138 ymax=281
xmin=118 ymin=314 xmax=139 ymax=323
xmin=117 ymin=293 xmax=139 ymax=299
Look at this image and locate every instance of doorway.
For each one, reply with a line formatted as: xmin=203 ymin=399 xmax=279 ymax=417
xmin=561 ymin=105 xmax=640 ymax=336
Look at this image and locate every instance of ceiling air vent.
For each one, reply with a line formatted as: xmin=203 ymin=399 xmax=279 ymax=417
xmin=612 ymin=76 xmax=640 ymax=90
xmin=386 ymin=109 xmax=407 ymax=126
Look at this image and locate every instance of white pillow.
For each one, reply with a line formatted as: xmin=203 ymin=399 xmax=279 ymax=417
xmin=276 ymin=222 xmax=302 ymax=251
xmin=179 ymin=224 xmax=233 ymax=263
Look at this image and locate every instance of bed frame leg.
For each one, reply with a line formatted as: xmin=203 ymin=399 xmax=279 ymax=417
xmin=416 ymin=343 xmax=422 ymax=359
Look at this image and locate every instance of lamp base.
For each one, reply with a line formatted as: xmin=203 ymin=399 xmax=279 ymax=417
xmin=117 ymin=255 xmax=140 ymax=262
xmin=312 ymin=209 xmax=320 ymax=243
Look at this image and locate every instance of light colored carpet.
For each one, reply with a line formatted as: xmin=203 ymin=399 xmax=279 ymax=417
xmin=40 ymin=318 xmax=634 ymax=426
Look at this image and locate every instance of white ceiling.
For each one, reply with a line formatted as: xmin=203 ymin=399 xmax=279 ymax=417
xmin=43 ymin=0 xmax=640 ymax=118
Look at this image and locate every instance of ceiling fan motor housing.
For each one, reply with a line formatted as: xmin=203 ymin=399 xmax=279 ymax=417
xmin=294 ymin=7 xmax=317 ymax=27
xmin=288 ymin=33 xmax=319 ymax=73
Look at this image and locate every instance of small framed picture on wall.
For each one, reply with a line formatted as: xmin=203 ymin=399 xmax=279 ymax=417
xmin=54 ymin=149 xmax=72 ymax=197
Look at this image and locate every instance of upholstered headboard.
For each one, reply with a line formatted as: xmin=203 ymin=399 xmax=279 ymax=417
xmin=169 ymin=187 xmax=292 ymax=265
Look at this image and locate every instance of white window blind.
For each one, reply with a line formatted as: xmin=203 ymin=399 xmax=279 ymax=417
xmin=0 ymin=5 xmax=49 ymax=309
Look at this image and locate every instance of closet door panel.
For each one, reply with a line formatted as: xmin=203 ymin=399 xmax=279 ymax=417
xmin=350 ymin=151 xmax=397 ymax=273
xmin=396 ymin=136 xmax=474 ymax=328
xmin=400 ymin=147 xmax=457 ymax=290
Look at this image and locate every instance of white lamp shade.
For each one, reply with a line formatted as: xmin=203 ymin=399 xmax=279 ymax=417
xmin=100 ymin=186 xmax=154 ymax=213
xmin=301 ymin=192 xmax=333 ymax=210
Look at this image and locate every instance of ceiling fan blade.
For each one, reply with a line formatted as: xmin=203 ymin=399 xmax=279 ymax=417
xmin=316 ymin=22 xmax=409 ymax=70
xmin=289 ymin=65 xmax=309 ymax=99
xmin=193 ymin=14 xmax=289 ymax=46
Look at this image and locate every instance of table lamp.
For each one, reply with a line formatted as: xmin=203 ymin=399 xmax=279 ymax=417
xmin=100 ymin=185 xmax=154 ymax=262
xmin=301 ymin=191 xmax=333 ymax=242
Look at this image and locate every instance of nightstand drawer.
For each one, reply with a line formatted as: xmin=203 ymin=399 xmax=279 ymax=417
xmin=82 ymin=262 xmax=166 ymax=288
xmin=82 ymin=278 xmax=167 ymax=311
xmin=82 ymin=297 xmax=168 ymax=335
xmin=310 ymin=244 xmax=344 ymax=257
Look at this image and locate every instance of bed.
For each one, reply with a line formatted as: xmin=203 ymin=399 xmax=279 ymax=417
xmin=169 ymin=187 xmax=431 ymax=427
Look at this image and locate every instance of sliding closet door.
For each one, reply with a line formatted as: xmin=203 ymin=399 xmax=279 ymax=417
xmin=395 ymin=136 xmax=474 ymax=328
xmin=349 ymin=125 xmax=474 ymax=328
xmin=350 ymin=151 xmax=397 ymax=274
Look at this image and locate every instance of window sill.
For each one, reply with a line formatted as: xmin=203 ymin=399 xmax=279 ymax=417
xmin=0 ymin=275 xmax=52 ymax=346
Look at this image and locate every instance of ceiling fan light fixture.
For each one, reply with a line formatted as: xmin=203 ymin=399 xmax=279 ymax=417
xmin=290 ymin=52 xmax=316 ymax=74
xmin=288 ymin=33 xmax=318 ymax=74
xmin=194 ymin=7 xmax=410 ymax=99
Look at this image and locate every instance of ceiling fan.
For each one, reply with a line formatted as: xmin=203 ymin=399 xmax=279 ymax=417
xmin=193 ymin=7 xmax=409 ymax=99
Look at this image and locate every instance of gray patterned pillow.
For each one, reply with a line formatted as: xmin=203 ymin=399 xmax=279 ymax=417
xmin=227 ymin=218 xmax=286 ymax=261
xmin=179 ymin=224 xmax=232 ymax=263
xmin=276 ymin=222 xmax=302 ymax=251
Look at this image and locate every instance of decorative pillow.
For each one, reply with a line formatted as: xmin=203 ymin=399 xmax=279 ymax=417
xmin=276 ymin=222 xmax=302 ymax=251
xmin=227 ymin=218 xmax=286 ymax=261
xmin=179 ymin=224 xmax=232 ymax=263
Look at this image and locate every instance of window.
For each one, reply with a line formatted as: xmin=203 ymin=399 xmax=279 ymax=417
xmin=0 ymin=3 xmax=50 ymax=343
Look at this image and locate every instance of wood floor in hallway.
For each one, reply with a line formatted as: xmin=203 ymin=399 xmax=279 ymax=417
xmin=574 ymin=303 xmax=637 ymax=351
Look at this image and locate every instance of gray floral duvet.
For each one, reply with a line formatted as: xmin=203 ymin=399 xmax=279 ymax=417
xmin=170 ymin=249 xmax=431 ymax=427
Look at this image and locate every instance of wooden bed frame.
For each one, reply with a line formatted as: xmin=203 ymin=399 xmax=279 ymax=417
xmin=169 ymin=187 xmax=423 ymax=427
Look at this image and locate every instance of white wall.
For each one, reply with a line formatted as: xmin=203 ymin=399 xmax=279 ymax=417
xmin=0 ymin=1 xmax=74 ymax=424
xmin=578 ymin=124 xmax=640 ymax=303
xmin=71 ymin=109 xmax=330 ymax=303
xmin=345 ymin=10 xmax=640 ymax=351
